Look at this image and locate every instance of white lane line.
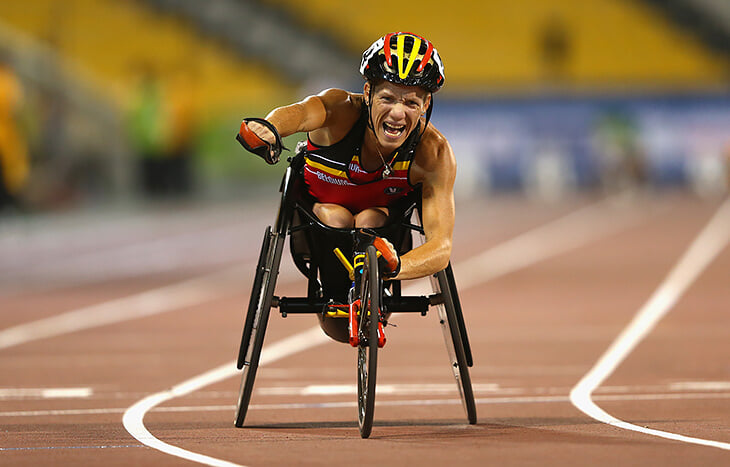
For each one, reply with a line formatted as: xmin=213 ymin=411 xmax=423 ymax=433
xmin=8 ymin=392 xmax=730 ymax=418
xmin=570 ymin=198 xmax=730 ymax=451
xmin=257 ymin=383 xmax=510 ymax=396
xmin=0 ymin=445 xmax=146 ymax=451
xmin=0 ymin=266 xmax=236 ymax=349
xmin=1 ymin=380 xmax=725 ymax=403
xmin=0 ymin=387 xmax=92 ymax=399
xmin=122 ymin=327 xmax=331 ymax=467
xmin=669 ymin=381 xmax=730 ymax=391
xmin=453 ymin=196 xmax=650 ymax=289
xmin=124 ymin=196 xmax=649 ymax=466
xmin=0 ymin=264 xmax=299 ymax=350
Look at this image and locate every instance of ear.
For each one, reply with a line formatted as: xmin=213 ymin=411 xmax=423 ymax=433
xmin=363 ymin=81 xmax=371 ymax=105
xmin=422 ymin=93 xmax=432 ymax=114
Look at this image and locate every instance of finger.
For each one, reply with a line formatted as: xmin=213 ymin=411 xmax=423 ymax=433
xmin=247 ymin=122 xmax=276 ymax=145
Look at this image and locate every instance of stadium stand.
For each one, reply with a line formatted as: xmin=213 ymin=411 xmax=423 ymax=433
xmin=145 ymin=0 xmax=356 ymax=90
xmin=642 ymin=0 xmax=730 ymax=56
xmin=0 ymin=0 xmax=296 ymax=115
xmin=263 ymin=0 xmax=730 ymax=91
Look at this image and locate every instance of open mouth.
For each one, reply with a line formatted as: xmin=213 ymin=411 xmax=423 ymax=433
xmin=382 ymin=122 xmax=406 ymax=138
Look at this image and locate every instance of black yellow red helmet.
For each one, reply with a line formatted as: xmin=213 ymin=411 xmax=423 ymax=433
xmin=360 ymin=32 xmax=445 ymax=93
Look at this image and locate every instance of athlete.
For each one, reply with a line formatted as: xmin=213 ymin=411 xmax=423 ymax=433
xmin=238 ymin=32 xmax=455 ymax=282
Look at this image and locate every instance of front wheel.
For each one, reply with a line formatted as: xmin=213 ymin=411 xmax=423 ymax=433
xmin=357 ymin=245 xmax=381 ymax=438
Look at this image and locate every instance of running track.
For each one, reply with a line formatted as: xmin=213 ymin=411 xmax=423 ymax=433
xmin=1 ymin=192 xmax=728 ymax=466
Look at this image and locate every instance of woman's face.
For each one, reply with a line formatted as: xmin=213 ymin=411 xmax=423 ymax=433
xmin=365 ymin=80 xmax=430 ymax=152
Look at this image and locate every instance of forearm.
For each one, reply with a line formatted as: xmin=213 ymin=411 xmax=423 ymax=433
xmin=264 ymin=102 xmax=308 ymax=138
xmin=394 ymin=237 xmax=452 ymax=281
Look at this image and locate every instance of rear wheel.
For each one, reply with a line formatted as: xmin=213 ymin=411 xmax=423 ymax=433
xmin=235 ymin=228 xmax=284 ymax=428
xmin=237 ymin=227 xmax=271 ymax=370
xmin=432 ymin=270 xmax=477 ymax=424
xmin=357 ymin=245 xmax=381 ymax=438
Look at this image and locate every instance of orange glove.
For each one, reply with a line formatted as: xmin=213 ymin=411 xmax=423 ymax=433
xmin=236 ymin=118 xmax=287 ymax=164
xmin=373 ymin=236 xmax=401 ymax=278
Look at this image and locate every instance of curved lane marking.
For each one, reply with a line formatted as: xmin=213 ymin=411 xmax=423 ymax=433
xmin=570 ymin=198 xmax=730 ymax=450
xmin=124 ymin=196 xmax=654 ymax=466
xmin=123 ymin=327 xmax=330 ymax=467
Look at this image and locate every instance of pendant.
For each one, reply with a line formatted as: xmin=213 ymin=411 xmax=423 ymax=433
xmin=382 ymin=164 xmax=392 ymax=179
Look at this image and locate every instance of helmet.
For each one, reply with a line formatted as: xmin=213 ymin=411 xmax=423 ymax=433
xmin=360 ymin=32 xmax=445 ymax=93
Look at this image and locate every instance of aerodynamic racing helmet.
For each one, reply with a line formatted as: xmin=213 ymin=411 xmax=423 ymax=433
xmin=360 ymin=32 xmax=445 ymax=93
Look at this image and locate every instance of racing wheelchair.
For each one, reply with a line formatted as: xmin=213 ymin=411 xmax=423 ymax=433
xmin=234 ymin=142 xmax=476 ymax=438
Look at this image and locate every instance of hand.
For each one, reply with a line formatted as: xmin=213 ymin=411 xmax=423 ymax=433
xmin=236 ymin=118 xmax=286 ymax=164
xmin=246 ymin=121 xmax=276 ymax=146
xmin=245 ymin=121 xmax=279 ymax=163
xmin=372 ymin=236 xmax=401 ymax=278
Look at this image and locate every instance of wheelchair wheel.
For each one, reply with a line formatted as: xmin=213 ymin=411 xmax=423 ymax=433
xmin=234 ymin=227 xmax=285 ymax=428
xmin=444 ymin=264 xmax=473 ymax=368
xmin=357 ymin=245 xmax=381 ymax=438
xmin=237 ymin=226 xmax=272 ymax=370
xmin=432 ymin=270 xmax=477 ymax=425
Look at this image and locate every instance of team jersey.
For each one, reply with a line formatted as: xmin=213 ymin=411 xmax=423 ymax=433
xmin=303 ymin=105 xmax=420 ymax=213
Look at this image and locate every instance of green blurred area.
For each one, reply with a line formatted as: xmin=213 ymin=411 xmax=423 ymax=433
xmin=0 ymin=0 xmax=728 ymax=212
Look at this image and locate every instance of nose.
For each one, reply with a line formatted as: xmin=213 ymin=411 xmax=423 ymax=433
xmin=389 ymin=103 xmax=406 ymax=120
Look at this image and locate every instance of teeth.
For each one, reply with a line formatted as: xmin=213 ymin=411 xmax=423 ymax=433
xmin=383 ymin=123 xmax=405 ymax=135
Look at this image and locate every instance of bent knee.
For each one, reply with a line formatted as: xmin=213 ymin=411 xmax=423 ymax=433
xmin=313 ymin=203 xmax=354 ymax=229
xmin=354 ymin=207 xmax=389 ymax=229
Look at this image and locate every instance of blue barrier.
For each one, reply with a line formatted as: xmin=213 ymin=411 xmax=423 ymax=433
xmin=432 ymin=93 xmax=730 ymax=194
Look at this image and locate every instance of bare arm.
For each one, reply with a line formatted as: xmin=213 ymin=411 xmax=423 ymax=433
xmin=246 ymin=88 xmax=355 ymax=142
xmin=262 ymin=94 xmax=327 ymax=138
xmin=393 ymin=131 xmax=457 ymax=280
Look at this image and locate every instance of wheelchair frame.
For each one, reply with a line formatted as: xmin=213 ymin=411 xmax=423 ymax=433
xmin=234 ymin=152 xmax=477 ymax=436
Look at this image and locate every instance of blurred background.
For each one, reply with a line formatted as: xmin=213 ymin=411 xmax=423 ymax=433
xmin=0 ymin=0 xmax=729 ymax=214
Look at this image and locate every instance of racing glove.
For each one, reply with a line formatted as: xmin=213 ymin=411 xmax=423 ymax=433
xmin=236 ymin=118 xmax=288 ymax=165
xmin=372 ymin=236 xmax=401 ymax=278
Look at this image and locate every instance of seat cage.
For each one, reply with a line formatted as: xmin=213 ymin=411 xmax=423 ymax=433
xmin=281 ymin=148 xmax=424 ymax=304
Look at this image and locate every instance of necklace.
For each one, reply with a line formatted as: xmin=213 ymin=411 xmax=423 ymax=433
xmin=372 ymin=138 xmax=393 ymax=179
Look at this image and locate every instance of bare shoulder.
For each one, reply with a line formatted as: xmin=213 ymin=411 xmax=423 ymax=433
xmin=313 ymin=89 xmax=362 ymax=117
xmin=309 ymin=89 xmax=363 ymax=144
xmin=411 ymin=123 xmax=456 ymax=184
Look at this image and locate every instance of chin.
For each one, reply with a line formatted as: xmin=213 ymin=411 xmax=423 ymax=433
xmin=378 ymin=130 xmax=407 ymax=149
xmin=378 ymin=138 xmax=402 ymax=152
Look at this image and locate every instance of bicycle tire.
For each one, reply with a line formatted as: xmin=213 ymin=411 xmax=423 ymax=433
xmin=433 ymin=270 xmax=477 ymax=424
xmin=444 ymin=264 xmax=473 ymax=367
xmin=234 ymin=230 xmax=284 ymax=428
xmin=237 ymin=226 xmax=272 ymax=370
xmin=357 ymin=245 xmax=380 ymax=438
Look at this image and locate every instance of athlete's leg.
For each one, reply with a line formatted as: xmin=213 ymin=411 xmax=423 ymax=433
xmin=313 ymin=202 xmax=355 ymax=228
xmin=354 ymin=207 xmax=389 ymax=228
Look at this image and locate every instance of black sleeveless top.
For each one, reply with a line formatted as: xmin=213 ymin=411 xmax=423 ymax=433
xmin=303 ymin=105 xmax=420 ymax=213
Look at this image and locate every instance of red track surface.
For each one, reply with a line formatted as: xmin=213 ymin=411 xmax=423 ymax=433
xmin=1 ymin=193 xmax=728 ymax=466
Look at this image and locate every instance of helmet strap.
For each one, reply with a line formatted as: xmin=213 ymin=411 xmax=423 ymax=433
xmin=366 ymin=84 xmax=375 ymax=131
xmin=420 ymin=95 xmax=433 ymax=140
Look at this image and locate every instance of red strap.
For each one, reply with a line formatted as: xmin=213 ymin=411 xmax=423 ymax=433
xmin=373 ymin=237 xmax=399 ymax=273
